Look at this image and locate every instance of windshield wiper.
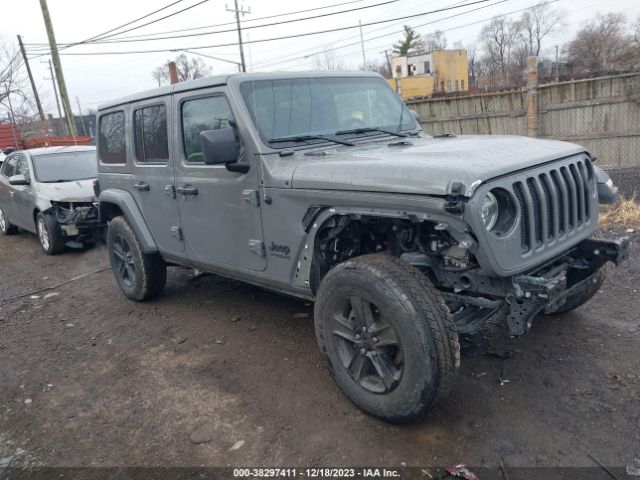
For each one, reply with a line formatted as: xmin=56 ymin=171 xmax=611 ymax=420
xmin=267 ymin=134 xmax=354 ymax=147
xmin=335 ymin=127 xmax=413 ymax=138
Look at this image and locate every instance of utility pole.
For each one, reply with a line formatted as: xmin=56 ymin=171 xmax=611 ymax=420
xmin=358 ymin=21 xmax=367 ymax=68
xmin=76 ymin=97 xmax=88 ymax=136
xmin=4 ymin=87 xmax=20 ymax=149
xmin=38 ymin=0 xmax=77 ymax=137
xmin=555 ymin=45 xmax=559 ymax=82
xmin=383 ymin=50 xmax=392 ymax=78
xmin=46 ymin=59 xmax=64 ymax=134
xmin=168 ymin=61 xmax=179 ymax=84
xmin=226 ymin=1 xmax=250 ymax=73
xmin=17 ymin=35 xmax=48 ymax=136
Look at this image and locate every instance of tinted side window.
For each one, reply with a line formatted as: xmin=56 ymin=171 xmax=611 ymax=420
xmin=2 ymin=155 xmax=18 ymax=178
xmin=181 ymin=96 xmax=233 ymax=163
xmin=99 ymin=111 xmax=126 ymax=164
xmin=134 ymin=104 xmax=169 ymax=163
xmin=15 ymin=155 xmax=30 ymax=180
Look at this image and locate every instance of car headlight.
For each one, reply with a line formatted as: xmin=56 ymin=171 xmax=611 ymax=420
xmin=481 ymin=192 xmax=499 ymax=231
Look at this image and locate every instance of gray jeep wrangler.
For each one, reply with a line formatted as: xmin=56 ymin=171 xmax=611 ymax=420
xmin=97 ymin=72 xmax=628 ymax=422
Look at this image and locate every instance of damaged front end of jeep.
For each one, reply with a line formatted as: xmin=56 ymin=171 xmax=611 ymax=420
xmin=303 ymin=154 xmax=629 ymax=337
xmin=48 ymin=200 xmax=103 ymax=246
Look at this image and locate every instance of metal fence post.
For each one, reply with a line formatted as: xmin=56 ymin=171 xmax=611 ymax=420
xmin=526 ymin=56 xmax=539 ymax=138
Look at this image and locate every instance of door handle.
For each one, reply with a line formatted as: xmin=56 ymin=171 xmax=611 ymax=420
xmin=133 ymin=182 xmax=150 ymax=191
xmin=176 ymin=185 xmax=199 ymax=196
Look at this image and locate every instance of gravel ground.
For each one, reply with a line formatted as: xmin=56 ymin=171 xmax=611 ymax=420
xmin=0 ymin=228 xmax=639 ymax=474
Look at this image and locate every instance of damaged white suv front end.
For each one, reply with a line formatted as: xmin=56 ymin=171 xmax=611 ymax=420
xmin=0 ymin=146 xmax=103 ymax=255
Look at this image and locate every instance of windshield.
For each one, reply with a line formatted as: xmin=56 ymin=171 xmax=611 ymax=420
xmin=32 ymin=150 xmax=97 ymax=183
xmin=240 ymin=77 xmax=417 ymax=147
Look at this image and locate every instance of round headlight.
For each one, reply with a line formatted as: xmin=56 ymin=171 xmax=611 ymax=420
xmin=481 ymin=192 xmax=499 ymax=231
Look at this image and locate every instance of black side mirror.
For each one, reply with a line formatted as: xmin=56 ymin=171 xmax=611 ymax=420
xmin=9 ymin=174 xmax=29 ymax=186
xmin=199 ymin=128 xmax=239 ymax=165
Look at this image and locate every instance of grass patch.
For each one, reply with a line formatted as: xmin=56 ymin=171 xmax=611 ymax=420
xmin=599 ymin=192 xmax=640 ymax=228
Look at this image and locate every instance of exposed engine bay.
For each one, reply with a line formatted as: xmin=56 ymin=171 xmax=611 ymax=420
xmin=311 ymin=215 xmax=628 ymax=337
xmin=49 ymin=201 xmax=102 ymax=245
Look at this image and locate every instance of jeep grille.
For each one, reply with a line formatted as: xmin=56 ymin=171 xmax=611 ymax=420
xmin=512 ymin=157 xmax=595 ymax=253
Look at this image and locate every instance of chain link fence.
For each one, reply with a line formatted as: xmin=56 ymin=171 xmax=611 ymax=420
xmin=409 ymin=71 xmax=639 ymax=161
xmin=538 ymin=73 xmax=640 ymax=169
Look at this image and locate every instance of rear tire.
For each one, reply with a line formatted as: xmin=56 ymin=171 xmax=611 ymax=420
xmin=0 ymin=206 xmax=18 ymax=235
xmin=546 ymin=268 xmax=606 ymax=315
xmin=107 ymin=216 xmax=167 ymax=301
xmin=37 ymin=212 xmax=65 ymax=255
xmin=314 ymin=253 xmax=459 ymax=423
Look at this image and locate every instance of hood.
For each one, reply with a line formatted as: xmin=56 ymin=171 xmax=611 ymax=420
xmin=37 ymin=178 xmax=96 ymax=202
xmin=290 ymin=135 xmax=586 ymax=197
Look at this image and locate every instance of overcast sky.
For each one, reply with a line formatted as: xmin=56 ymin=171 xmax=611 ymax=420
xmin=2 ymin=0 xmax=639 ymax=116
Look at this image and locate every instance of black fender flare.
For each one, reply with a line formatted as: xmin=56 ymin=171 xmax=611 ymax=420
xmin=99 ymin=189 xmax=158 ymax=253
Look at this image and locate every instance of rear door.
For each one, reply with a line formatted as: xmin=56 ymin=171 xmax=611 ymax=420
xmin=129 ymin=98 xmax=184 ymax=254
xmin=172 ymin=88 xmax=266 ymax=271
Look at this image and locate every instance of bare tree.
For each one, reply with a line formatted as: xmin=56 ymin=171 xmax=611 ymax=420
xmin=466 ymin=44 xmax=479 ymax=88
xmin=516 ymin=2 xmax=566 ymax=57
xmin=311 ymin=49 xmax=345 ymax=70
xmin=480 ymin=18 xmax=519 ymax=86
xmin=359 ymin=59 xmax=389 ymax=77
xmin=392 ymin=26 xmax=425 ymax=56
xmin=565 ymin=12 xmax=635 ymax=74
xmin=424 ymin=30 xmax=448 ymax=52
xmin=0 ymin=43 xmax=28 ymax=109
xmin=0 ymin=41 xmax=45 ymax=139
xmin=152 ymin=54 xmax=212 ymax=86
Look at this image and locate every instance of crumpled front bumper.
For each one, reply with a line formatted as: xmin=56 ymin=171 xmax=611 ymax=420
xmin=53 ymin=202 xmax=104 ymax=241
xmin=506 ymin=236 xmax=630 ymax=335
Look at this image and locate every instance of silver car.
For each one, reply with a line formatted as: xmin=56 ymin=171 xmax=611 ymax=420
xmin=0 ymin=146 xmax=101 ymax=255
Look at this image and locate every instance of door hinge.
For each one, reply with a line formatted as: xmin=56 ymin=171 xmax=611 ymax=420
xmin=165 ymin=185 xmax=176 ymax=199
xmin=243 ymin=189 xmax=260 ymax=207
xmin=170 ymin=226 xmax=183 ymax=240
xmin=248 ymin=239 xmax=265 ymax=257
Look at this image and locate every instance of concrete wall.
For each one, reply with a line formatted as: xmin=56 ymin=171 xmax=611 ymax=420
xmin=406 ymin=72 xmax=640 ymax=167
xmin=387 ymin=76 xmax=435 ymax=100
xmin=389 ymin=50 xmax=469 ymax=99
xmin=431 ymin=50 xmax=469 ymax=94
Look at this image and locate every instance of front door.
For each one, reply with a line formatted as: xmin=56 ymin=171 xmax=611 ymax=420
xmin=129 ymin=98 xmax=184 ymax=254
xmin=0 ymin=154 xmax=19 ymax=224
xmin=10 ymin=153 xmax=34 ymax=231
xmin=1 ymin=153 xmax=33 ymax=231
xmin=173 ymin=89 xmax=266 ymax=271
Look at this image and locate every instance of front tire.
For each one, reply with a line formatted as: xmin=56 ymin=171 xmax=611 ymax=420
xmin=314 ymin=253 xmax=459 ymax=423
xmin=0 ymin=206 xmax=18 ymax=235
xmin=37 ymin=212 xmax=65 ymax=255
xmin=107 ymin=216 xmax=167 ymax=301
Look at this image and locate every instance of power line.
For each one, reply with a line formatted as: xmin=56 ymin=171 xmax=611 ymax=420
xmin=27 ymin=0 xmax=209 ymax=55
xmin=255 ymin=0 xmax=511 ymax=69
xmin=35 ymin=0 xmax=497 ymax=56
xmin=27 ymin=0 xmax=400 ymax=47
xmin=281 ymin=0 xmax=563 ymax=70
xmin=76 ymin=0 xmax=370 ymax=42
xmin=71 ymin=0 xmax=189 ymax=46
xmin=76 ymin=0 xmax=210 ymax=43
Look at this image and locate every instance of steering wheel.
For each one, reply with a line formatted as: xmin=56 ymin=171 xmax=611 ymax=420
xmin=339 ymin=117 xmax=367 ymax=130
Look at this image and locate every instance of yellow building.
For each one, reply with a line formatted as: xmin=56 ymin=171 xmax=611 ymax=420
xmin=387 ymin=50 xmax=469 ymax=100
